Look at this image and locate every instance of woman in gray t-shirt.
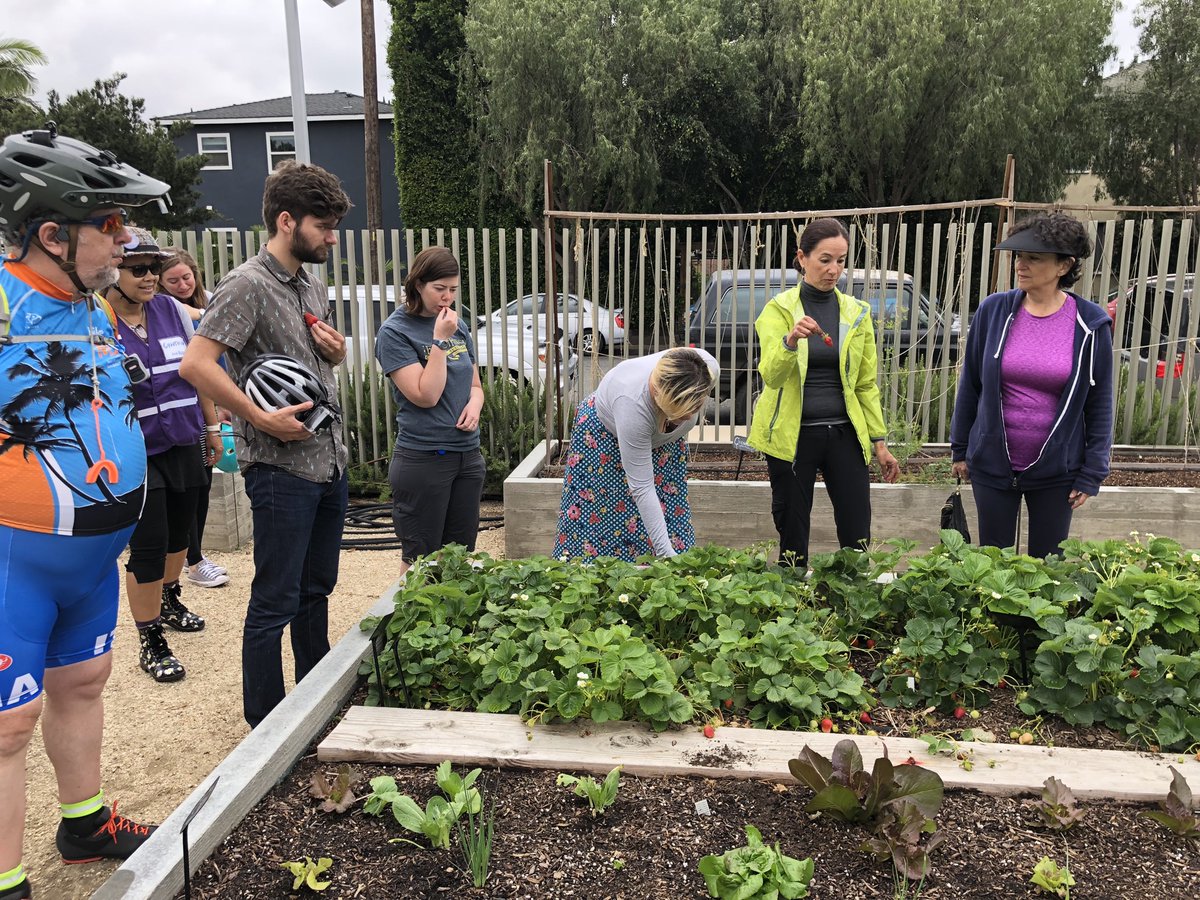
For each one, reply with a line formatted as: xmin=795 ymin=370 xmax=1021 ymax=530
xmin=375 ymin=247 xmax=485 ymax=576
xmin=554 ymin=348 xmax=718 ymax=561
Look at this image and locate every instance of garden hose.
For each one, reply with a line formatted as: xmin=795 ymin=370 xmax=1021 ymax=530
xmin=341 ymin=502 xmax=504 ymax=550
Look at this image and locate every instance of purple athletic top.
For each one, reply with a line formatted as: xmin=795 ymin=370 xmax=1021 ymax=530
xmin=1000 ymin=296 xmax=1077 ymax=471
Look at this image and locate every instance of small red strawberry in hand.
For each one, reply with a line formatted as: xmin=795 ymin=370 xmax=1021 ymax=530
xmin=303 ymin=312 xmax=320 ymax=328
xmin=817 ymin=330 xmax=834 ymax=346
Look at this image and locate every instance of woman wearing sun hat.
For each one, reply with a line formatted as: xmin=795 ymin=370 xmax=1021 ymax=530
xmin=950 ymin=211 xmax=1113 ymax=558
xmin=106 ymin=227 xmax=221 ymax=681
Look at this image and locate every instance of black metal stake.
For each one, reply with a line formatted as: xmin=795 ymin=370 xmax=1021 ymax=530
xmin=180 ymin=776 xmax=220 ymax=900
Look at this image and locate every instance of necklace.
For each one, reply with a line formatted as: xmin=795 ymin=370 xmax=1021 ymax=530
xmin=118 ymin=314 xmax=147 ymax=340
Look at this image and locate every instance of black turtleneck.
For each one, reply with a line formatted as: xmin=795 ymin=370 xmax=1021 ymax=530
xmin=799 ymin=282 xmax=849 ymax=425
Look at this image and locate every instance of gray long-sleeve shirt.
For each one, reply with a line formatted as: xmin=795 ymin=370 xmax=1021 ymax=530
xmin=592 ymin=349 xmax=719 ymax=556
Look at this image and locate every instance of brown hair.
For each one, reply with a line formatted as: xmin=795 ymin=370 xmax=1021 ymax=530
xmin=649 ymin=348 xmax=715 ymax=430
xmin=261 ymin=160 xmax=352 ymax=237
xmin=795 ymin=217 xmax=850 ymax=270
xmin=159 ymin=249 xmax=208 ymax=309
xmin=404 ymin=246 xmax=460 ymax=313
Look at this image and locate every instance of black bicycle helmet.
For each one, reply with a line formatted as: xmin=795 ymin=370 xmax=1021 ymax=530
xmin=242 ymin=354 xmax=340 ymax=433
xmin=0 ymin=123 xmax=171 ymax=243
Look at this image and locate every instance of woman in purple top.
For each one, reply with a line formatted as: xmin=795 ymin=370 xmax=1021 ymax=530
xmin=950 ymin=213 xmax=1113 ymax=557
xmin=106 ymin=229 xmax=221 ymax=682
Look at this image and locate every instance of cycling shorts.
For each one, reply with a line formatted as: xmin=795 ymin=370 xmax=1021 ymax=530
xmin=0 ymin=522 xmax=134 ymax=710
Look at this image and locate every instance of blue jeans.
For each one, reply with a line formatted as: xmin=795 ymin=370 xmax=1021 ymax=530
xmin=241 ymin=464 xmax=348 ymax=727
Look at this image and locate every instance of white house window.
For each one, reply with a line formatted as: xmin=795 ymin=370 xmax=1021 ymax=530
xmin=198 ymin=133 xmax=232 ymax=170
xmin=266 ymin=132 xmax=296 ymax=171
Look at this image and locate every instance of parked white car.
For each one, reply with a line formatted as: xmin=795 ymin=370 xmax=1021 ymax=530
xmin=471 ymin=324 xmax=577 ymax=394
xmin=477 ymin=293 xmax=625 ymax=354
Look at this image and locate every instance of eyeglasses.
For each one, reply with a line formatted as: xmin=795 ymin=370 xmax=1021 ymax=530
xmin=120 ymin=261 xmax=164 ymax=277
xmin=73 ymin=209 xmax=128 ymax=235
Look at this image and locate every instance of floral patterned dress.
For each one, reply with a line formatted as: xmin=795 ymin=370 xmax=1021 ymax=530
xmin=553 ymin=396 xmax=695 ymax=561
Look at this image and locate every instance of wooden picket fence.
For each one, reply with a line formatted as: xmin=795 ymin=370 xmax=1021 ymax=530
xmin=156 ymin=202 xmax=1200 ymax=473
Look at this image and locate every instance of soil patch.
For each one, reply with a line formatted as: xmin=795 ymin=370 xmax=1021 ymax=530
xmin=177 ymin=710 xmax=1200 ymax=899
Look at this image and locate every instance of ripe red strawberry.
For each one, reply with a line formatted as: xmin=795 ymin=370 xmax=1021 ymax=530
xmin=723 ymin=698 xmax=734 ymax=709
xmin=303 ymin=312 xmax=320 ymax=327
xmin=865 ymin=639 xmax=875 ymax=650
xmin=849 ymin=636 xmax=859 ymax=647
xmin=703 ymin=724 xmax=715 ymax=739
xmin=819 ymin=718 xmax=833 ymax=733
xmin=818 ymin=330 xmax=834 ymax=346
xmin=859 ymin=711 xmax=872 ymax=724
xmin=1129 ymin=668 xmax=1140 ymax=678
xmin=953 ymin=706 xmax=966 ymax=719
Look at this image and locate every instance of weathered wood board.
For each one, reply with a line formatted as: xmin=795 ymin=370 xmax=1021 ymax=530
xmin=319 ymin=706 xmax=1198 ymax=803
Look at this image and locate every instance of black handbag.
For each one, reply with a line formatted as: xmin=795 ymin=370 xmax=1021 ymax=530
xmin=940 ymin=478 xmax=971 ymax=542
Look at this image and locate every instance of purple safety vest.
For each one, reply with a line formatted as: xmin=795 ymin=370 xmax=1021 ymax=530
xmin=116 ymin=294 xmax=203 ymax=455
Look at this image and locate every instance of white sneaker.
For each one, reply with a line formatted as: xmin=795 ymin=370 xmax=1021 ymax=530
xmin=200 ymin=557 xmax=228 ymax=576
xmin=187 ymin=559 xmax=230 ymax=588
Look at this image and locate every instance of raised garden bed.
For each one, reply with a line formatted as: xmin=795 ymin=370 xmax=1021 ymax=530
xmin=506 ymin=440 xmax=1200 ymax=558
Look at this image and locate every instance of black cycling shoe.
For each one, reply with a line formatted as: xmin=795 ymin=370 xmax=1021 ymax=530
xmin=0 ymin=877 xmax=32 ymax=899
xmin=56 ymin=804 xmax=156 ymax=863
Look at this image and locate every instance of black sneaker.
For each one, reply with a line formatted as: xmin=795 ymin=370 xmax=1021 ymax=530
xmin=56 ymin=804 xmax=156 ymax=863
xmin=138 ymin=623 xmax=186 ymax=682
xmin=160 ymin=582 xmax=204 ymax=632
xmin=0 ymin=878 xmax=32 ymax=899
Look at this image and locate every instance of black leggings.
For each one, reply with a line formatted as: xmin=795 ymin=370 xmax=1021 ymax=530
xmin=126 ymin=485 xmax=203 ymax=583
xmin=187 ymin=465 xmax=213 ymax=566
xmin=765 ymin=423 xmax=871 ymax=567
xmin=971 ymin=481 xmax=1075 ymax=558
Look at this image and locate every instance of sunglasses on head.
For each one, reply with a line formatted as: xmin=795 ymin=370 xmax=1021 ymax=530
xmin=72 ymin=209 xmax=128 ymax=235
xmin=120 ymin=261 xmax=163 ymax=277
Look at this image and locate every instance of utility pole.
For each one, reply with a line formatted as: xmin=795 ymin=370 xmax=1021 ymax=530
xmin=361 ymin=0 xmax=383 ymax=235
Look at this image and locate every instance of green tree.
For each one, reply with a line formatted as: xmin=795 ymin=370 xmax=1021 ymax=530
xmin=389 ymin=0 xmax=488 ymax=229
xmin=1093 ymin=0 xmax=1200 ymax=207
xmin=463 ymin=0 xmax=826 ymax=218
xmin=792 ymin=0 xmax=1115 ymax=206
xmin=0 ymin=36 xmax=47 ymax=106
xmin=40 ymin=74 xmax=209 ymax=229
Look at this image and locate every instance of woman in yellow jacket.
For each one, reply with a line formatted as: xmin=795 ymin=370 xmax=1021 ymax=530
xmin=747 ymin=218 xmax=899 ymax=567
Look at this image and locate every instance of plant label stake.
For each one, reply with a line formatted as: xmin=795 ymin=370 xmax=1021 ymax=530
xmin=368 ymin=612 xmax=396 ymax=708
xmin=180 ymin=775 xmax=220 ymax=900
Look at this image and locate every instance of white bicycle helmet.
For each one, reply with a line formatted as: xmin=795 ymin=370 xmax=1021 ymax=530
xmin=242 ymin=354 xmax=340 ymax=433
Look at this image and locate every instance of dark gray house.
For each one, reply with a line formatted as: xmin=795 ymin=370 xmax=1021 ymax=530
xmin=157 ymin=91 xmax=401 ymax=232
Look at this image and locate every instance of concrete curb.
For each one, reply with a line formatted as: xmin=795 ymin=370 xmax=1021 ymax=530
xmin=94 ymin=586 xmax=399 ymax=900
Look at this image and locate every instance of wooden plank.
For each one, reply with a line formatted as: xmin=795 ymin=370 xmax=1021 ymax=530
xmin=318 ymin=706 xmax=1197 ymax=803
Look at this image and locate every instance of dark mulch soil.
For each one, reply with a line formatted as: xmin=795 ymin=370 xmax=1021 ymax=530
xmin=180 ymin=676 xmax=1200 ymax=900
xmin=545 ymin=448 xmax=1200 ymax=488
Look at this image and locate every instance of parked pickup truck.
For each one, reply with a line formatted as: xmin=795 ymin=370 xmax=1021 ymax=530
xmin=687 ymin=268 xmax=958 ymax=423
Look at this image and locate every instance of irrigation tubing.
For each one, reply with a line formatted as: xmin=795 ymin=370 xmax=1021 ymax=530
xmin=341 ymin=502 xmax=504 ymax=551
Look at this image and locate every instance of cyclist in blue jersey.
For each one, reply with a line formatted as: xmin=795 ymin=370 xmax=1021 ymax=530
xmin=0 ymin=124 xmax=171 ymax=900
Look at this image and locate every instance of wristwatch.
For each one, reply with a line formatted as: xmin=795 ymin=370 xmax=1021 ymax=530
xmin=431 ymin=338 xmax=452 ymax=352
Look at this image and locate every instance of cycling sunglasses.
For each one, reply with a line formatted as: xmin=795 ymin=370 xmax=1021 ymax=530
xmin=119 ymin=261 xmax=164 ymax=277
xmin=73 ymin=209 xmax=129 ymax=235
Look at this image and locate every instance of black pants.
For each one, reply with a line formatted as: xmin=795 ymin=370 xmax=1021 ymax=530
xmin=187 ymin=464 xmax=213 ymax=566
xmin=971 ymin=481 xmax=1075 ymax=558
xmin=765 ymin=423 xmax=870 ymax=567
xmin=389 ymin=447 xmax=486 ymax=564
xmin=126 ymin=485 xmax=203 ymax=583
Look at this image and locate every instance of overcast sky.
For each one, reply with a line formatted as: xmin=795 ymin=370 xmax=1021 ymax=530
xmin=18 ymin=0 xmax=1143 ymax=120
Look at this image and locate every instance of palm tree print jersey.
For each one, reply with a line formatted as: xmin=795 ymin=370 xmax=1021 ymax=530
xmin=0 ymin=262 xmax=147 ymax=535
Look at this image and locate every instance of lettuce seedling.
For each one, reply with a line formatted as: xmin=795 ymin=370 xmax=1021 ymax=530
xmin=1030 ymin=856 xmax=1075 ymax=897
xmin=280 ymin=857 xmax=332 ymax=892
xmin=557 ymin=766 xmax=621 ymax=817
xmin=1140 ymin=766 xmax=1200 ymax=838
xmin=698 ymin=824 xmax=814 ymax=899
xmin=308 ymin=764 xmax=361 ymax=814
xmin=1027 ymin=777 xmax=1085 ymax=831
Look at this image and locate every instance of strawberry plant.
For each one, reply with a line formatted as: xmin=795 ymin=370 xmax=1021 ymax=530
xmin=698 ymin=824 xmax=814 ymax=899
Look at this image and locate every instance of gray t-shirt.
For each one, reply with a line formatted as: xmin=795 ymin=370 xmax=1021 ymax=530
xmin=375 ymin=307 xmax=479 ymax=452
xmin=593 ymin=348 xmax=719 ymax=556
xmin=196 ymin=247 xmax=346 ymax=483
